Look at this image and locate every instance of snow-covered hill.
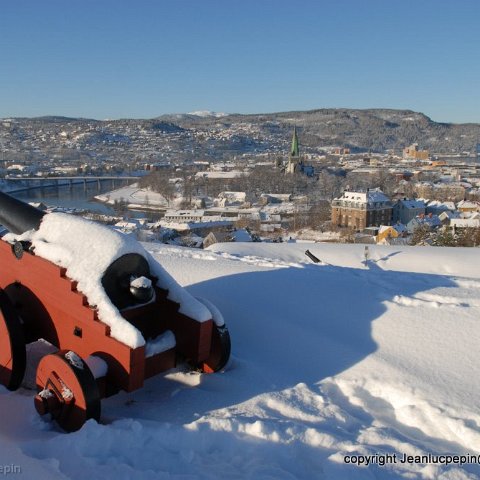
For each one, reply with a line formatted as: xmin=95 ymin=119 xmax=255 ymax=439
xmin=186 ymin=111 xmax=228 ymax=118
xmin=1 ymin=242 xmax=480 ymax=479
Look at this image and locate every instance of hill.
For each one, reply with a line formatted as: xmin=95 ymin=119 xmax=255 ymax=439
xmin=2 ymin=108 xmax=480 ymax=163
xmin=157 ymin=108 xmax=480 ymax=153
xmin=1 ymin=242 xmax=479 ymax=479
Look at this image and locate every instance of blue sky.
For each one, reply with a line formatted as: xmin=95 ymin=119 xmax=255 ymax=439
xmin=1 ymin=0 xmax=479 ymax=122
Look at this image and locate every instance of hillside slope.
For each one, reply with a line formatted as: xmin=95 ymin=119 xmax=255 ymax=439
xmin=162 ymin=108 xmax=480 ymax=153
xmin=3 ymin=108 xmax=480 ymax=162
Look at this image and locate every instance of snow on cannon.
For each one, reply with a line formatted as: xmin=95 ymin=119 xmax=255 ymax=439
xmin=0 ymin=191 xmax=230 ymax=432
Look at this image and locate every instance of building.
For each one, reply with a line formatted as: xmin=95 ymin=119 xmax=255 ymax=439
xmin=457 ymin=200 xmax=479 ymax=213
xmin=406 ymin=213 xmax=442 ymax=233
xmin=331 ymin=189 xmax=393 ymax=230
xmin=393 ymin=198 xmax=426 ymax=225
xmin=450 ymin=218 xmax=480 ymax=229
xmin=333 ymin=147 xmax=351 ymax=155
xmin=376 ymin=226 xmax=400 ymax=244
xmin=280 ymin=127 xmax=315 ymax=177
xmin=286 ymin=127 xmax=303 ymax=174
xmin=403 ymin=143 xmax=429 ymax=160
xmin=214 ymin=191 xmax=248 ymax=208
xmin=282 ymin=127 xmax=315 ymax=175
xmin=425 ymin=200 xmax=457 ymax=215
xmin=163 ymin=209 xmax=205 ymax=223
xmin=259 ymin=193 xmax=292 ymax=205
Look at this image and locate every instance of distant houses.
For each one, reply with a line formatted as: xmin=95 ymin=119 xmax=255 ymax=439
xmin=403 ymin=143 xmax=429 ymax=161
xmin=406 ymin=213 xmax=442 ymax=234
xmin=376 ymin=224 xmax=408 ymax=245
xmin=329 ymin=187 xmax=480 ymax=246
xmin=392 ymin=198 xmax=425 ymax=224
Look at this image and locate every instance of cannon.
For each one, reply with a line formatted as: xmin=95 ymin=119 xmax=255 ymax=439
xmin=0 ymin=191 xmax=230 ymax=431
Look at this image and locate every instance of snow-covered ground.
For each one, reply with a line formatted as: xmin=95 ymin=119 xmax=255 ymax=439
xmin=1 ymin=242 xmax=480 ymax=479
xmin=95 ymin=184 xmax=169 ymax=209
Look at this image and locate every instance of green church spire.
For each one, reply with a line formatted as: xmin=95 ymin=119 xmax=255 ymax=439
xmin=290 ymin=126 xmax=299 ymax=157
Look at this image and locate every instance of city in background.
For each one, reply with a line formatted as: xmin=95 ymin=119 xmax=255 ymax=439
xmin=1 ymin=108 xmax=480 ymax=249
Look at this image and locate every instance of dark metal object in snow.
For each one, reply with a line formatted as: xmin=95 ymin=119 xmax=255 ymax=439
xmin=305 ymin=249 xmax=320 ymax=263
xmin=0 ymin=190 xmax=45 ymax=235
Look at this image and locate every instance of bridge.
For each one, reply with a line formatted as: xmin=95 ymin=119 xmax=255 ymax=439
xmin=1 ymin=176 xmax=139 ymax=191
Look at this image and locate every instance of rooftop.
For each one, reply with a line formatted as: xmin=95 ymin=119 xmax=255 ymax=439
xmin=337 ymin=188 xmax=391 ymax=204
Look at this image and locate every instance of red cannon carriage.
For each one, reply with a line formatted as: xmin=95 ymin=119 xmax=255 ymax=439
xmin=0 ymin=191 xmax=230 ymax=431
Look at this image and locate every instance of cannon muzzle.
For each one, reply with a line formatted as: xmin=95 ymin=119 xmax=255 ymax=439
xmin=0 ymin=191 xmax=46 ymax=234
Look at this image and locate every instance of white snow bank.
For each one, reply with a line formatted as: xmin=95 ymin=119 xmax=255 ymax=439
xmin=207 ymin=241 xmax=480 ymax=278
xmin=94 ymin=185 xmax=168 ymax=208
xmin=6 ymin=213 xmax=211 ymax=348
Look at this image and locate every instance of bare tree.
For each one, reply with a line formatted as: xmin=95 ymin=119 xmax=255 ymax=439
xmin=139 ymin=170 xmax=175 ymax=204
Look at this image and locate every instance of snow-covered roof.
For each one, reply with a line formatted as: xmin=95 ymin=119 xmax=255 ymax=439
xmin=159 ymin=219 xmax=233 ymax=232
xmin=338 ymin=188 xmax=390 ymax=204
xmin=260 ymin=193 xmax=292 ymax=201
xmin=114 ymin=220 xmax=141 ymax=229
xmin=451 ymin=218 xmax=480 ymax=228
xmin=164 ymin=209 xmax=205 ymax=219
xmin=438 ymin=211 xmax=459 ymax=221
xmin=393 ymin=223 xmax=407 ymax=233
xmin=378 ymin=225 xmax=394 ymax=235
xmin=457 ymin=200 xmax=479 ymax=209
xmin=427 ymin=200 xmax=456 ymax=211
xmin=195 ymin=171 xmax=245 ymax=179
xmin=411 ymin=214 xmax=442 ymax=227
xmin=398 ymin=199 xmax=425 ymax=209
xmin=218 ymin=191 xmax=246 ymax=201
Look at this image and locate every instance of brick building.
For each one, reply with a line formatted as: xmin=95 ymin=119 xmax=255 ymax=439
xmin=332 ymin=189 xmax=393 ymax=230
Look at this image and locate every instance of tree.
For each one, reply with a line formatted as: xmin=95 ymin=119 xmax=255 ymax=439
xmin=409 ymin=225 xmax=431 ymax=245
xmin=112 ymin=199 xmax=129 ymax=217
xmin=306 ymin=201 xmax=331 ymax=230
xmin=432 ymin=227 xmax=456 ymax=246
xmin=317 ymin=171 xmax=344 ymax=200
xmin=456 ymin=227 xmax=480 ymax=247
xmin=373 ymin=169 xmax=397 ymax=196
xmin=139 ymin=170 xmax=175 ymax=205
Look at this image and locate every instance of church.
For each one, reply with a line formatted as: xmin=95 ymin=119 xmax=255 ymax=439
xmin=283 ymin=127 xmax=314 ymax=176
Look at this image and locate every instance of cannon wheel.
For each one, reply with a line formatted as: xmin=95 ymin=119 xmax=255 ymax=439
xmin=192 ymin=297 xmax=231 ymax=373
xmin=0 ymin=290 xmax=26 ymax=390
xmin=34 ymin=350 xmax=101 ymax=432
xmin=199 ymin=323 xmax=231 ymax=374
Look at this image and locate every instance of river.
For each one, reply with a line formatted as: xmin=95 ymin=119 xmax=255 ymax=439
xmin=9 ymin=179 xmax=133 ymax=215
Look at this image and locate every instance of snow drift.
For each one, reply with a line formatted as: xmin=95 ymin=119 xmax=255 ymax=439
xmin=1 ymin=241 xmax=480 ymax=479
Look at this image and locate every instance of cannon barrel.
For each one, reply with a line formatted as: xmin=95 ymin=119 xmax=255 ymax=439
xmin=0 ymin=191 xmax=45 ymax=235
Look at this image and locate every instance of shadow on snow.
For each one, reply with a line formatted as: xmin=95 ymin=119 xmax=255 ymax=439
xmin=103 ymin=259 xmax=456 ymax=424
